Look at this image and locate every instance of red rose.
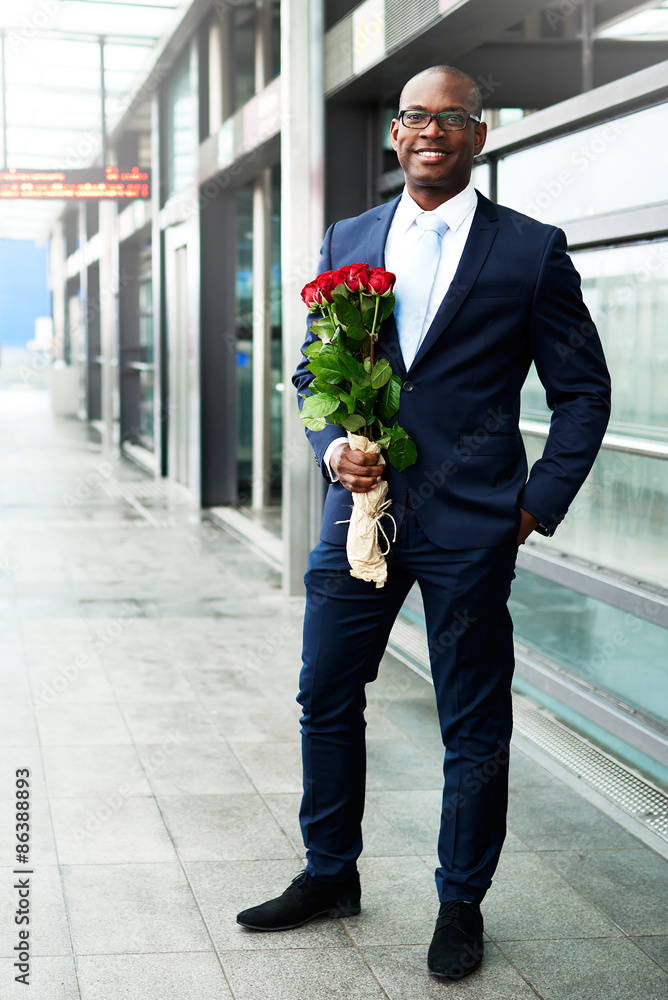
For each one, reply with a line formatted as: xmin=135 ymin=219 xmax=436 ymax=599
xmin=330 ymin=267 xmax=350 ymax=289
xmin=301 ymin=280 xmax=321 ymax=310
xmin=367 ymin=267 xmax=396 ymax=297
xmin=314 ymin=271 xmax=338 ymax=304
xmin=345 ymin=262 xmax=369 ymax=292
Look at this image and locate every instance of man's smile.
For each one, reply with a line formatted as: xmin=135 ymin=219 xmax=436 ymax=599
xmin=413 ymin=148 xmax=450 ymax=162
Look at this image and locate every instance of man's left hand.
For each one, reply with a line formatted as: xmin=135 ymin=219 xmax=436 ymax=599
xmin=517 ymin=508 xmax=539 ymax=546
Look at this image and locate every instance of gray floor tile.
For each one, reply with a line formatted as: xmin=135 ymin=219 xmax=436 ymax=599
xmin=506 ymin=779 xmax=642 ymax=851
xmin=29 ymin=662 xmax=116 ymax=705
xmin=0 ymin=866 xmax=71 ymax=956
xmin=219 ymin=948 xmax=389 ymax=1000
xmin=368 ymin=790 xmax=442 ymax=855
xmin=137 ymin=742 xmax=255 ymax=795
xmin=157 ymin=793 xmax=297 ymax=861
xmin=540 ymin=848 xmax=668 ymax=936
xmin=42 ymin=745 xmax=151 ymax=798
xmin=366 ymin=740 xmax=443 ymax=791
xmin=502 ymin=937 xmax=668 ymax=1000
xmin=77 ymin=953 xmax=233 ymax=1000
xmin=229 ymin=741 xmax=302 ymax=793
xmin=0 ymin=704 xmax=39 ymax=746
xmin=362 ymin=942 xmax=540 ymax=998
xmin=0 ymin=956 xmax=79 ymax=999
xmin=264 ymin=792 xmax=415 ymax=859
xmin=345 ymin=856 xmax=439 ymax=946
xmin=50 ymin=796 xmax=177 ymax=864
xmin=634 ymin=937 xmax=668 ymax=972
xmin=508 ymin=747 xmax=561 ymax=788
xmin=107 ymin=664 xmax=198 ymax=703
xmin=483 ymin=851 xmax=621 ymax=941
xmin=61 ymin=863 xmax=212 ymax=954
xmin=36 ymin=703 xmax=132 ymax=746
xmin=119 ymin=701 xmax=223 ymax=744
xmin=185 ymin=860 xmax=353 ymax=950
xmin=205 ymin=691 xmax=301 ymax=742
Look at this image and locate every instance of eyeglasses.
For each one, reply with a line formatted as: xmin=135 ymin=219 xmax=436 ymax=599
xmin=397 ymin=110 xmax=482 ymax=131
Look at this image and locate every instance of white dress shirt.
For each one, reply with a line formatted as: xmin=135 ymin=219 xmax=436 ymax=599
xmin=323 ymin=181 xmax=479 ymax=479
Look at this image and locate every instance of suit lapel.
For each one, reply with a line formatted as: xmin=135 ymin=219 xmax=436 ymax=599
xmin=365 ymin=197 xmax=405 ymax=377
xmin=408 ymin=194 xmax=499 ymax=373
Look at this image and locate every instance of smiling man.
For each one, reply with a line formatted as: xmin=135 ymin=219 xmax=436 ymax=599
xmin=237 ymin=66 xmax=611 ymax=982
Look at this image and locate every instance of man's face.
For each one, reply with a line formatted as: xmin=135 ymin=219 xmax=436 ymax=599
xmin=390 ymin=73 xmax=487 ymax=205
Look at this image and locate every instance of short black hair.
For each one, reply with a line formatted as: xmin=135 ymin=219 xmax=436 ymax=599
xmin=399 ymin=66 xmax=483 ymax=119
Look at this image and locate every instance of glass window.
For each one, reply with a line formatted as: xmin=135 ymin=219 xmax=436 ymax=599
xmin=232 ymin=5 xmax=256 ymax=112
xmin=509 ymin=569 xmax=668 ymax=730
xmin=137 ymin=244 xmax=154 ymax=451
xmin=269 ymin=164 xmax=282 ymax=501
xmin=497 ymin=103 xmax=668 ymax=225
xmin=521 ymin=240 xmax=668 ymax=442
xmin=235 ymin=184 xmax=254 ymax=502
xmin=270 ymin=0 xmax=281 ymax=80
xmin=166 ymin=47 xmax=197 ymax=198
xmin=523 ymin=433 xmax=668 ymax=589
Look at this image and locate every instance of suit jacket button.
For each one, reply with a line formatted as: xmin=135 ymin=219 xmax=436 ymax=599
xmin=402 ymin=380 xmax=414 ymax=392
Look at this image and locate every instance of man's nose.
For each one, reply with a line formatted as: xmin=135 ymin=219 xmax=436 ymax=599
xmin=419 ymin=116 xmax=445 ymax=137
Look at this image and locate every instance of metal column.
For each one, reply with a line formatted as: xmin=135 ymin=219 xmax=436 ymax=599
xmin=280 ymin=0 xmax=325 ymax=594
xmin=251 ymin=167 xmax=272 ymax=509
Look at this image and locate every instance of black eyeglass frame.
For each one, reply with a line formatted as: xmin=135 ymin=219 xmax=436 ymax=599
xmin=396 ymin=110 xmax=483 ymax=131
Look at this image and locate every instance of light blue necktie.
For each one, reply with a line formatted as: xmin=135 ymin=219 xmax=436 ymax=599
xmin=393 ymin=211 xmax=448 ymax=369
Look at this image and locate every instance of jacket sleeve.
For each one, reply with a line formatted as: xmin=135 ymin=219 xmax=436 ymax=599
xmin=291 ymin=222 xmax=348 ymax=481
xmin=518 ymin=227 xmax=611 ymax=533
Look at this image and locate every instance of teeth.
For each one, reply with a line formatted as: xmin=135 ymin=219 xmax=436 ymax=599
xmin=417 ymin=151 xmax=445 ymax=158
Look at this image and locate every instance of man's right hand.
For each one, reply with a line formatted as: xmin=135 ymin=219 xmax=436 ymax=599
xmin=330 ymin=443 xmax=384 ymax=494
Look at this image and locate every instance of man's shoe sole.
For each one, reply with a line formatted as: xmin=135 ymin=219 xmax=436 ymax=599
xmin=237 ymin=902 xmax=361 ymax=931
xmin=428 ymin=955 xmax=482 ymax=981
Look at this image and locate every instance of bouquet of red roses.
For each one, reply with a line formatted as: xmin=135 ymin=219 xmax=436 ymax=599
xmin=299 ymin=263 xmax=417 ymax=586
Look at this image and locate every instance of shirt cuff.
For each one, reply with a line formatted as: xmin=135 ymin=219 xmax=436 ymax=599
xmin=322 ymin=437 xmax=348 ymax=482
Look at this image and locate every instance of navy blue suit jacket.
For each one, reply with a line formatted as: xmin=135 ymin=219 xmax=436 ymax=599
xmin=293 ymin=192 xmax=611 ymax=549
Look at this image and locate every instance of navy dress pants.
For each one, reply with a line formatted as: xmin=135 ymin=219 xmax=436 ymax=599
xmin=298 ymin=507 xmax=518 ymax=904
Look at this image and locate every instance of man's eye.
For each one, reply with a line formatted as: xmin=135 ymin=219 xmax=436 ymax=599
xmin=405 ymin=113 xmax=426 ymax=122
xmin=440 ymin=114 xmax=465 ymax=126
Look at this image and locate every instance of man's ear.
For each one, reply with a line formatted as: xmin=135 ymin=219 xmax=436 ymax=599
xmin=473 ymin=121 xmax=487 ymax=157
xmin=390 ymin=119 xmax=399 ymax=151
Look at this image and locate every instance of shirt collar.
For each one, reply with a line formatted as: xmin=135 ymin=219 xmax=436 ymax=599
xmin=393 ymin=181 xmax=478 ymax=235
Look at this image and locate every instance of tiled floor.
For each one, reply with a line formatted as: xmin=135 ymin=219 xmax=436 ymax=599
xmin=0 ymin=377 xmax=667 ymax=999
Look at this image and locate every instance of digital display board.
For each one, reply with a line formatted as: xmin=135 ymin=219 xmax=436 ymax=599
xmin=0 ymin=167 xmax=150 ymax=200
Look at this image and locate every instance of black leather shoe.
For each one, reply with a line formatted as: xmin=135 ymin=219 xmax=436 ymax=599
xmin=427 ymin=900 xmax=484 ymax=979
xmin=236 ymin=870 xmax=361 ymax=930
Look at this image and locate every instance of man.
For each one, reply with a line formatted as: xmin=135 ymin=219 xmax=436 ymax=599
xmin=237 ymin=65 xmax=611 ymax=980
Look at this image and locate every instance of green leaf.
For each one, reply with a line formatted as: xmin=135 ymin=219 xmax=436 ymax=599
xmin=363 ymin=357 xmax=372 ymax=373
xmin=379 ymin=293 xmax=396 ymax=323
xmin=338 ymin=354 xmax=366 ymax=384
xmin=310 ymin=379 xmax=343 ymax=396
xmin=351 ymin=381 xmax=374 ymax=402
xmin=304 ymin=340 xmax=323 ymax=359
xmin=308 ymin=357 xmax=344 ymax=382
xmin=331 ymin=294 xmax=362 ymax=328
xmin=338 ymin=390 xmax=357 ymax=414
xmin=301 ymin=393 xmax=341 ymax=419
xmin=387 ymin=435 xmax=418 ymax=472
xmin=377 ymin=375 xmax=402 ymax=420
xmin=300 ymin=414 xmax=327 ymax=432
xmin=346 ymin=322 xmax=367 ymax=341
xmin=370 ymin=358 xmax=392 ymax=389
xmin=362 ymin=306 xmax=376 ymax=329
xmin=331 ymin=283 xmax=349 ymax=299
xmin=376 ymin=434 xmax=391 ymax=448
xmin=310 ymin=318 xmax=335 ymax=339
xmin=341 ymin=413 xmax=366 ymax=432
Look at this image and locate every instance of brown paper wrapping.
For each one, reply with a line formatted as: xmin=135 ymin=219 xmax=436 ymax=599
xmin=344 ymin=431 xmax=395 ymax=588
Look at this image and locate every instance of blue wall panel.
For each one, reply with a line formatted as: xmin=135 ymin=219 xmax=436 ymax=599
xmin=0 ymin=239 xmax=49 ymax=347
